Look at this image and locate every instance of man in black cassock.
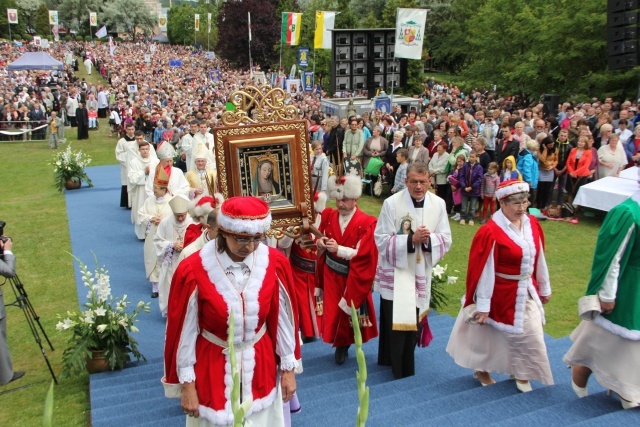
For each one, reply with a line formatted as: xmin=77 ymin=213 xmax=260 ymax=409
xmin=76 ymin=102 xmax=89 ymax=140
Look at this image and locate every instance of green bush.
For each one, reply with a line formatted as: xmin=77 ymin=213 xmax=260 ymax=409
xmin=64 ymin=35 xmax=72 ymax=42
xmin=13 ymin=33 xmax=22 ymax=40
xmin=85 ymin=35 xmax=92 ymax=42
xmin=46 ymin=35 xmax=53 ymax=41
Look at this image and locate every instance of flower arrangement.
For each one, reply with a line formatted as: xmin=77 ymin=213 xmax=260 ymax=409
xmin=56 ymin=257 xmax=150 ymax=377
xmin=430 ymin=264 xmax=458 ymax=311
xmin=51 ymin=144 xmax=93 ymax=192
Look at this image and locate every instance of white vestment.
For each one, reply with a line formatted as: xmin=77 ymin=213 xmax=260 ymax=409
xmin=178 ymin=231 xmax=209 ymax=263
xmin=128 ymin=156 xmax=159 ymax=238
xmin=154 ymin=215 xmax=194 ymax=315
xmin=145 ymin=166 xmax=190 ymax=199
xmin=178 ymin=133 xmax=197 ymax=172
xmin=115 ymin=137 xmax=137 ymax=186
xmin=374 ymin=189 xmax=452 ymax=318
xmin=138 ymin=196 xmax=174 ymax=281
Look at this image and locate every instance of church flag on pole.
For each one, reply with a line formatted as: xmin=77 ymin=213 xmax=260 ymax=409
xmin=281 ymin=12 xmax=302 ymax=46
xmin=314 ymin=11 xmax=336 ymax=49
xmin=89 ymin=12 xmax=97 ymax=27
xmin=393 ymin=8 xmax=427 ymax=60
xmin=194 ymin=14 xmax=200 ymax=32
xmin=48 ymin=10 xmax=58 ymax=26
xmin=158 ymin=14 xmax=167 ymax=32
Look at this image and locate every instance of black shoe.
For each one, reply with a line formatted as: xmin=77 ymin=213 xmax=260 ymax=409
xmin=301 ymin=336 xmax=317 ymax=344
xmin=334 ymin=346 xmax=349 ymax=365
xmin=9 ymin=371 xmax=25 ymax=383
xmin=151 ymin=292 xmax=159 ymax=299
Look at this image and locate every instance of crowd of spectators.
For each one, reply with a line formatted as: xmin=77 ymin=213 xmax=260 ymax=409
xmin=3 ymin=39 xmax=640 ymax=221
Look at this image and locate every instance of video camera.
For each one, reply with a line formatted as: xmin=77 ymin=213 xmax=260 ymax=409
xmin=0 ymin=220 xmax=7 ymax=243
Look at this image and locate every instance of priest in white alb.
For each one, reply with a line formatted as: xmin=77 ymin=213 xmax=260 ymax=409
xmin=146 ymin=141 xmax=190 ymax=200
xmin=154 ymin=194 xmax=193 ymax=317
xmin=374 ymin=161 xmax=452 ymax=379
xmin=129 ymin=138 xmax=159 ymax=239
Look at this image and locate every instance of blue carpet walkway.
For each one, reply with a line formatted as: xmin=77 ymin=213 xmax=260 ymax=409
xmin=66 ymin=165 xmax=638 ymax=426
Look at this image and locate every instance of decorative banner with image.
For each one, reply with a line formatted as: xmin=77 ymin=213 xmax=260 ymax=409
xmin=205 ymin=51 xmax=215 ymax=59
xmin=48 ymin=10 xmax=58 ymax=26
xmin=89 ymin=12 xmax=97 ymax=27
xmin=286 ymin=79 xmax=301 ymax=95
xmin=194 ymin=14 xmax=200 ymax=32
xmin=7 ymin=9 xmax=18 ymax=24
xmin=33 ymin=36 xmax=42 ymax=46
xmin=127 ymin=84 xmax=138 ymax=93
xmin=297 ymin=47 xmax=309 ymax=68
xmin=158 ymin=13 xmax=167 ymax=32
xmin=208 ymin=13 xmax=211 ymax=34
xmin=209 ymin=69 xmax=221 ymax=82
xmin=394 ymin=8 xmax=427 ymax=60
xmin=144 ymin=54 xmax=151 ymax=63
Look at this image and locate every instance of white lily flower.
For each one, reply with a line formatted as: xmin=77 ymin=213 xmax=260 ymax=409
xmin=94 ymin=307 xmax=106 ymax=316
xmin=447 ymin=276 xmax=458 ymax=284
xmin=96 ymin=324 xmax=107 ymax=333
xmin=433 ymin=264 xmax=445 ymax=278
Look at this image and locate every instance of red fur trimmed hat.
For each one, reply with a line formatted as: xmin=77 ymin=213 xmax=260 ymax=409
xmin=217 ymin=196 xmax=272 ymax=235
xmin=495 ymin=179 xmax=529 ymax=200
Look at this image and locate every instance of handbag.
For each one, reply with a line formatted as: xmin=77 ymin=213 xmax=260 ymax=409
xmin=374 ymin=176 xmax=383 ymax=196
xmin=364 ymin=156 xmax=383 ymax=176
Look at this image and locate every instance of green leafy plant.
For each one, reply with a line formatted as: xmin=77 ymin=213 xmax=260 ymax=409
xmin=56 ymin=256 xmax=150 ymax=377
xmin=430 ymin=264 xmax=458 ymax=311
xmin=228 ymin=311 xmax=252 ymax=426
xmin=50 ymin=144 xmax=94 ymax=192
xmin=351 ymin=302 xmax=369 ymax=427
xmin=42 ymin=380 xmax=54 ymax=427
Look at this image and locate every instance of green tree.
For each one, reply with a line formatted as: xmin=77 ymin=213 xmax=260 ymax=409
xmin=58 ymin=0 xmax=101 ymax=36
xmin=35 ymin=4 xmax=51 ymax=36
xmin=167 ymin=4 xmax=196 ymax=45
xmin=18 ymin=0 xmax=41 ymax=34
xmin=101 ymin=0 xmax=155 ymax=40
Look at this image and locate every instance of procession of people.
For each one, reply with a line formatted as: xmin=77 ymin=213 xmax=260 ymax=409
xmin=4 ymin=36 xmax=639 ymax=425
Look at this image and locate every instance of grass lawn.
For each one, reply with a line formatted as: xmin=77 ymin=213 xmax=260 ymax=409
xmin=0 ymin=67 xmax=602 ymax=426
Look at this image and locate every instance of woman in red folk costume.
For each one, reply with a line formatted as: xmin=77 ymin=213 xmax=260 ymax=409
xmin=446 ymin=180 xmax=553 ymax=392
xmin=316 ymin=175 xmax=379 ymax=365
xmin=163 ymin=196 xmax=300 ymax=426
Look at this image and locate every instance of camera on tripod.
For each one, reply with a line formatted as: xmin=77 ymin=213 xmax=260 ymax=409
xmin=0 ymin=220 xmax=9 ymax=255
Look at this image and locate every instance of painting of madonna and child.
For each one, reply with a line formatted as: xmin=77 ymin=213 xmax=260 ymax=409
xmin=239 ymin=144 xmax=295 ymax=208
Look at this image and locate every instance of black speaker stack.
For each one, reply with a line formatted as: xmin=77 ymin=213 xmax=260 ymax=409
xmin=330 ymin=29 xmax=408 ymax=98
xmin=607 ymin=0 xmax=640 ymax=70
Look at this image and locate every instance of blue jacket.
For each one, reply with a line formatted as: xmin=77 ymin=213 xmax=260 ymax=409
xmin=459 ymin=161 xmax=484 ymax=197
xmin=624 ymin=134 xmax=638 ymax=163
xmin=517 ymin=149 xmax=539 ymax=189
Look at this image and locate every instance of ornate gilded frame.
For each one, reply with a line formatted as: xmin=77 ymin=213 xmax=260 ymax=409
xmin=214 ymin=85 xmax=313 ymax=239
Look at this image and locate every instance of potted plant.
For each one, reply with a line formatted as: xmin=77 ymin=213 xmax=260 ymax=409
xmin=51 ymin=145 xmax=94 ymax=192
xmin=417 ymin=264 xmax=459 ymax=348
xmin=56 ymin=257 xmax=150 ymax=377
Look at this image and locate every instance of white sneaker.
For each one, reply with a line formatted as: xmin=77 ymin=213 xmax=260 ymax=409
xmin=452 ymin=213 xmax=461 ymax=221
xmin=469 ymin=220 xmax=475 ymax=226
xmin=460 ymin=219 xmax=466 ymax=226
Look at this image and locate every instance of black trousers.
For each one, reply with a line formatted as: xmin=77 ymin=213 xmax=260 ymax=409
xmin=378 ymin=297 xmax=417 ymax=379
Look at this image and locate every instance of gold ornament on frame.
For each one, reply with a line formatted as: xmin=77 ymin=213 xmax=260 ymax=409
xmin=221 ymin=85 xmax=299 ymax=126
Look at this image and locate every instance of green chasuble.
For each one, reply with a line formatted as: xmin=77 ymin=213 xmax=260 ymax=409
xmin=586 ymin=197 xmax=640 ymax=338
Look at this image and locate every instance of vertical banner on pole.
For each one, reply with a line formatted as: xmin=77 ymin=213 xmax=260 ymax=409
xmin=298 ymin=47 xmax=309 ymax=67
xmin=314 ymin=11 xmax=336 ymax=49
xmin=194 ymin=14 xmax=200 ymax=31
xmin=208 ymin=13 xmax=211 ymax=34
xmin=89 ymin=12 xmax=97 ymax=27
xmin=394 ymin=8 xmax=427 ymax=60
xmin=7 ymin=9 xmax=18 ymax=24
xmin=158 ymin=14 xmax=167 ymax=32
xmin=281 ymin=12 xmax=302 ymax=46
xmin=48 ymin=10 xmax=58 ymax=26
xmin=302 ymin=71 xmax=314 ymax=92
